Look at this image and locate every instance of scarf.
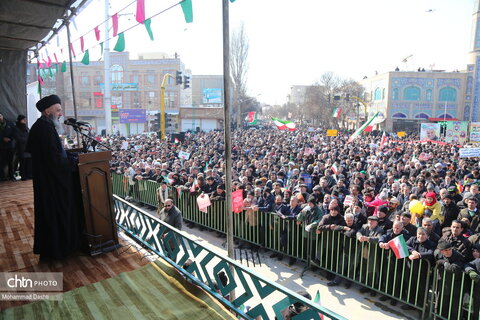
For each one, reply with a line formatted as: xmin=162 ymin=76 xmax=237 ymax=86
xmin=424 ymin=192 xmax=437 ymax=206
xmin=159 ymin=187 xmax=169 ymax=204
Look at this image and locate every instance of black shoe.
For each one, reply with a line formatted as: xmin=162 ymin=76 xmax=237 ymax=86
xmin=327 ymin=281 xmax=339 ymax=287
xmin=379 ymin=295 xmax=389 ymax=302
xmin=270 ymin=253 xmax=278 ymax=258
xmin=344 ymin=282 xmax=352 ymax=289
xmin=400 ymin=304 xmax=414 ymax=310
xmin=277 ymin=254 xmax=283 ymax=261
xmin=390 ymin=300 xmax=397 ymax=306
xmin=288 ymin=257 xmax=296 ymax=266
xmin=199 ymin=227 xmax=206 ymax=231
xmin=370 ymin=291 xmax=377 ymax=297
xmin=360 ymin=287 xmax=369 ymax=294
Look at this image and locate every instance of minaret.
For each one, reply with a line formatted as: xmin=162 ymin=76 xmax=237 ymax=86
xmin=467 ymin=0 xmax=480 ymax=121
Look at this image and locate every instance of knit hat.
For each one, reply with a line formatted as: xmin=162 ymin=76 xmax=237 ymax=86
xmin=16 ymin=114 xmax=26 ymax=122
xmin=36 ymin=94 xmax=61 ymax=112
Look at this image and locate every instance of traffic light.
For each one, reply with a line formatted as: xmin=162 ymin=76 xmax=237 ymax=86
xmin=151 ymin=113 xmax=160 ymax=131
xmin=183 ymin=75 xmax=190 ymax=89
xmin=345 ymin=94 xmax=350 ymax=101
xmin=334 ymin=95 xmax=341 ymax=101
xmin=175 ymin=71 xmax=183 ymax=85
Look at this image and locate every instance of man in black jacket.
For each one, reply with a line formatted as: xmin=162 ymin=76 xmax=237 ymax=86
xmin=441 ymin=194 xmax=460 ymax=229
xmin=434 ymin=240 xmax=465 ymax=319
xmin=12 ymin=115 xmax=32 ymax=180
xmin=0 ymin=112 xmax=15 ymax=181
xmin=441 ymin=220 xmax=472 ymax=260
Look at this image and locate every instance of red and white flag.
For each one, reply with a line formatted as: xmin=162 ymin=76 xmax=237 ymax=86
xmin=380 ymin=131 xmax=387 ymax=149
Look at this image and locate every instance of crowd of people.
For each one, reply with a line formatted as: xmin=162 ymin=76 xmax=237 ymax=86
xmin=105 ymin=126 xmax=480 ymax=315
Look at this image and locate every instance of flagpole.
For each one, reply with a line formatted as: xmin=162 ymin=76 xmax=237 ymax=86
xmin=222 ymin=0 xmax=235 ymax=301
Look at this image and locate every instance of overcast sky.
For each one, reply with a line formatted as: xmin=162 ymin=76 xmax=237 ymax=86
xmin=46 ymin=0 xmax=475 ymax=105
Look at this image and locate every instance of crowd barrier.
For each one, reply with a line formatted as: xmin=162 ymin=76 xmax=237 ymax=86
xmin=113 ymin=195 xmax=346 ymax=320
xmin=111 ymin=173 xmax=479 ymax=320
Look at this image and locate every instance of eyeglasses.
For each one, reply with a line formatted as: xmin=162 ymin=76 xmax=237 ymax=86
xmin=165 ymin=205 xmax=172 ymax=208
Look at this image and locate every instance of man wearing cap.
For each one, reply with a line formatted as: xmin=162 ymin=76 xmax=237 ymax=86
xmin=434 ymin=240 xmax=465 ymax=319
xmin=357 ymin=215 xmax=385 ymax=295
xmin=25 ymin=95 xmax=84 ymax=260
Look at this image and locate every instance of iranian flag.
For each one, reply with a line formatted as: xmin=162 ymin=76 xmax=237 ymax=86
xmin=271 ymin=117 xmax=296 ymax=131
xmin=347 ymin=112 xmax=380 ymax=143
xmin=331 ymin=163 xmax=339 ymax=174
xmin=380 ymin=131 xmax=387 ymax=149
xmin=332 ymin=107 xmax=342 ymax=118
xmin=246 ymin=112 xmax=257 ymax=125
xmin=174 ymin=137 xmax=180 ymax=144
xmin=387 ymin=234 xmax=409 ymax=259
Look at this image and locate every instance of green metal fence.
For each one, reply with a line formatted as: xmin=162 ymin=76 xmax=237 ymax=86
xmin=111 ymin=173 xmax=479 ymax=319
xmin=113 ymin=195 xmax=347 ymax=320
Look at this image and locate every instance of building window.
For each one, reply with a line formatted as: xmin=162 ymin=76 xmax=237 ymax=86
xmin=146 ymin=70 xmax=155 ymax=84
xmin=392 ymin=112 xmax=406 ymax=118
xmin=94 ymin=71 xmax=102 ymax=85
xmin=439 ymin=87 xmax=457 ymax=102
xmin=404 ymin=86 xmax=421 ymax=101
xmin=132 ymin=71 xmax=139 ymax=84
xmin=426 ymin=89 xmax=432 ymax=101
xmin=374 ymin=88 xmax=382 ymax=100
xmin=414 ymin=113 xmax=429 ymax=119
xmin=111 ymin=64 xmax=123 ymax=83
xmin=81 ymin=72 xmax=89 ymax=86
xmin=392 ymin=88 xmax=399 ymax=100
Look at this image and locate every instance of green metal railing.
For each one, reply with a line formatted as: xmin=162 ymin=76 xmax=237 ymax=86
xmin=113 ymin=195 xmax=347 ymax=320
xmin=111 ymin=173 xmax=479 ymax=319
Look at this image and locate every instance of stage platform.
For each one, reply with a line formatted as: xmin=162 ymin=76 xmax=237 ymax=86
xmin=0 ymin=179 xmax=150 ymax=310
xmin=0 ymin=180 xmax=234 ymax=319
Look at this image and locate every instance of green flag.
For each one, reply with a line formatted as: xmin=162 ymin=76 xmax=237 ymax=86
xmin=181 ymin=0 xmax=193 ymax=23
xmin=113 ymin=32 xmax=125 ymax=52
xmin=100 ymin=42 xmax=104 ymax=56
xmin=144 ymin=18 xmax=154 ymax=41
xmin=61 ymin=61 xmax=67 ymax=72
xmin=48 ymin=67 xmax=53 ymax=77
xmin=81 ymin=49 xmax=90 ymax=65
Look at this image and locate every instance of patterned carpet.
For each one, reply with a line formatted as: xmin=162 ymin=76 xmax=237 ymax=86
xmin=0 ymin=179 xmax=148 ymax=310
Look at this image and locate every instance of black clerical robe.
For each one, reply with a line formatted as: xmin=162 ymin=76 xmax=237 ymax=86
xmin=26 ymin=116 xmax=83 ymax=259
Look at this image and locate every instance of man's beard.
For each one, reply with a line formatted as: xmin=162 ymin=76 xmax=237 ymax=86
xmin=48 ymin=114 xmax=64 ymax=135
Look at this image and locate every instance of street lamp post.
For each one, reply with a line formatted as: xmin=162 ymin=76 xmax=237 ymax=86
xmin=160 ymin=73 xmax=173 ymax=140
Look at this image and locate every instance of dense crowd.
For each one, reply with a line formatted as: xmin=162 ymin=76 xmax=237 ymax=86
xmin=106 ymin=126 xmax=480 ymax=314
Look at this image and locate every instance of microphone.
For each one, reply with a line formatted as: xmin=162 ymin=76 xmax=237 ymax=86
xmin=64 ymin=118 xmax=90 ymax=128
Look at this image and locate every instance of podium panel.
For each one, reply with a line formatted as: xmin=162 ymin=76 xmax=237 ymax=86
xmin=78 ymin=151 xmax=119 ymax=255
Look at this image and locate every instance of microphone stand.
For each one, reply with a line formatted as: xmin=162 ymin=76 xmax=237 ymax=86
xmin=72 ymin=126 xmax=112 ymax=152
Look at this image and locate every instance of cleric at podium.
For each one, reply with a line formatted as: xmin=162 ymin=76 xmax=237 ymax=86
xmin=26 ymin=95 xmax=84 ymax=261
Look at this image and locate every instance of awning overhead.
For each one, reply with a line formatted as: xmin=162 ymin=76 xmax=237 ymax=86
xmin=0 ymin=0 xmax=75 ymax=51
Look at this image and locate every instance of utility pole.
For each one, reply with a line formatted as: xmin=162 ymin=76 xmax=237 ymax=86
xmin=103 ymin=0 xmax=112 ymax=134
xmin=160 ymin=73 xmax=173 ymax=140
xmin=222 ymin=0 xmax=235 ymax=301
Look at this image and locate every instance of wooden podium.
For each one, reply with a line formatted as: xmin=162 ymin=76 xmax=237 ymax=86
xmin=77 ymin=151 xmax=120 ymax=255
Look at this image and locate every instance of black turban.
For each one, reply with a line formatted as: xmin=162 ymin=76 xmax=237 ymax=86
xmin=36 ymin=94 xmax=61 ymax=112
